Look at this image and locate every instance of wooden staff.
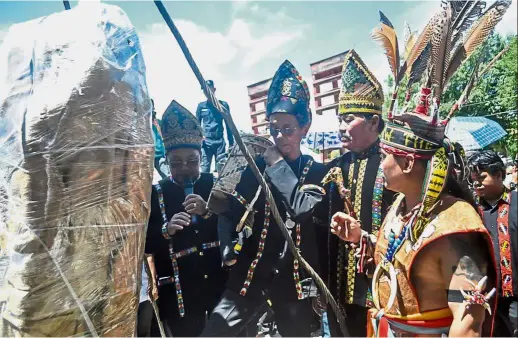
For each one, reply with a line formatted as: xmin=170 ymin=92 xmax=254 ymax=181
xmin=152 ymin=1 xmax=349 ymax=335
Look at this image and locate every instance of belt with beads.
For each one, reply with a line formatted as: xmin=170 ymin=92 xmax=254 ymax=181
xmin=171 ymin=241 xmax=220 ymax=259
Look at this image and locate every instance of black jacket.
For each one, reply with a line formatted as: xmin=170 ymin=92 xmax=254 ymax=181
xmin=145 ymin=173 xmax=227 ymax=317
xmin=324 ymin=143 xmax=395 ymax=308
xmin=478 ymin=189 xmax=518 ymax=297
xmin=223 ymin=155 xmax=328 ymax=302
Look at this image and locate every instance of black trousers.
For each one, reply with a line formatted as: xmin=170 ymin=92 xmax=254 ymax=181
xmin=327 ymin=303 xmax=367 ymax=337
xmin=137 ymin=301 xmax=153 ymax=337
xmin=493 ymin=297 xmax=518 ymax=337
xmin=201 ymin=289 xmax=318 ymax=337
xmin=201 ymin=141 xmax=226 ymax=173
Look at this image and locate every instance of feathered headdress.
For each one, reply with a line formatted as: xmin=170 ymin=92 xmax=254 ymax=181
xmin=372 ymin=0 xmax=512 ymax=242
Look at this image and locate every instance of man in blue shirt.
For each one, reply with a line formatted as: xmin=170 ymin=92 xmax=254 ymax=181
xmin=195 ymin=80 xmax=234 ymax=173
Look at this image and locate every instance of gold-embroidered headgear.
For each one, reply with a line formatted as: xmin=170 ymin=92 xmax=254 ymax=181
xmin=338 ymin=49 xmax=384 ymax=115
xmin=161 ymin=100 xmax=203 ymax=152
xmin=266 ymin=60 xmax=312 ymax=126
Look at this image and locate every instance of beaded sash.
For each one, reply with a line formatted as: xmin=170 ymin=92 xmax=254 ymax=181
xmin=239 ymin=159 xmax=314 ymax=297
xmin=477 ymin=191 xmax=514 ymax=297
xmin=154 ymin=182 xmax=219 ymax=317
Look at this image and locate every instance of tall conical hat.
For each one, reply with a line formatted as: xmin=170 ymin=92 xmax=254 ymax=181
xmin=161 ymin=100 xmax=203 ymax=152
xmin=266 ymin=60 xmax=312 ymax=125
xmin=338 ymin=49 xmax=384 ymax=115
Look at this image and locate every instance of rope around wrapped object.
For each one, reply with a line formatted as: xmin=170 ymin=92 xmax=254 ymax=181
xmin=152 ymin=1 xmax=348 ymax=335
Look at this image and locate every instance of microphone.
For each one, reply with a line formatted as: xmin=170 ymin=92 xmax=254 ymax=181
xmin=183 ymin=177 xmax=198 ymax=225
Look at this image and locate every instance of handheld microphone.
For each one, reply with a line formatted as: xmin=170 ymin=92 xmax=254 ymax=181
xmin=183 ymin=177 xmax=198 ymax=225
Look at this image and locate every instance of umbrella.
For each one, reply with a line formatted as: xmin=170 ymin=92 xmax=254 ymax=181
xmin=302 ymin=131 xmax=341 ymax=152
xmin=445 ymin=116 xmax=507 ymax=151
xmin=302 ymin=131 xmax=341 ymax=162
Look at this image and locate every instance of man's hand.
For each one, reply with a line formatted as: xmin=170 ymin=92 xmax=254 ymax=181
xmin=330 ymin=212 xmax=362 ymax=243
xmin=442 ymin=234 xmax=490 ymax=337
xmin=167 ymin=212 xmax=191 ymax=235
xmin=148 ymin=282 xmax=159 ymax=302
xmin=183 ymin=194 xmax=208 ymax=216
xmin=264 ymin=146 xmax=283 ymax=166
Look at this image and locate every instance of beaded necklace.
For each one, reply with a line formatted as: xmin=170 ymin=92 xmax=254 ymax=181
xmin=385 ymin=201 xmax=421 ymax=262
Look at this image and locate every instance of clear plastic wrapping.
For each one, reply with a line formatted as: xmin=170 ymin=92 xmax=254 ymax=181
xmin=0 ymin=3 xmax=154 ymax=336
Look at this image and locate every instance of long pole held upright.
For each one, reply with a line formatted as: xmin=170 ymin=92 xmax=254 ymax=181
xmin=152 ymin=0 xmax=349 ymax=335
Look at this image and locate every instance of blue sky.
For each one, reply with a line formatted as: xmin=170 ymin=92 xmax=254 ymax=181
xmin=1 ymin=0 xmax=516 ymax=132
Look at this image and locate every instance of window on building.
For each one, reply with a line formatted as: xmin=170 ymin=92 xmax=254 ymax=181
xmin=256 ymin=113 xmax=266 ymax=123
xmin=319 ymin=81 xmax=333 ymax=93
xmin=255 ymin=101 xmax=265 ymax=111
xmin=322 ymin=107 xmax=337 ymax=116
xmin=321 ymin=95 xmax=336 ymax=107
xmin=257 ymin=125 xmax=268 ymax=134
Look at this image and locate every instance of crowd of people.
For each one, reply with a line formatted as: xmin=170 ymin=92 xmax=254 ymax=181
xmin=134 ymin=4 xmax=516 ymax=337
xmin=134 ymin=54 xmax=516 ymax=338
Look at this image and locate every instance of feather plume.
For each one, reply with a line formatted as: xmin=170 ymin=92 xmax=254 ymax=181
xmin=451 ymin=1 xmax=486 ymax=46
xmin=403 ymin=21 xmax=411 ymax=42
xmin=405 ymin=33 xmax=417 ymax=60
xmin=407 ymin=42 xmax=432 ymax=87
xmin=430 ymin=6 xmax=453 ymax=92
xmin=444 ymin=0 xmax=511 ymax=85
xmin=403 ymin=22 xmax=412 ymax=52
xmin=372 ymin=11 xmax=400 ymax=83
xmin=404 ymin=18 xmax=434 ymax=77
xmin=403 ymin=22 xmax=418 ymax=61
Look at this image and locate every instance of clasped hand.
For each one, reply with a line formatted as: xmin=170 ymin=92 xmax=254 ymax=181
xmin=330 ymin=212 xmax=362 ymax=244
xmin=264 ymin=146 xmax=283 ymax=166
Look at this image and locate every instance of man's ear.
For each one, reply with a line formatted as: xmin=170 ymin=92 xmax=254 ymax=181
xmin=370 ymin=115 xmax=380 ymax=132
xmin=402 ymin=154 xmax=416 ymax=174
xmin=301 ymin=121 xmax=311 ymax=137
xmin=495 ymin=170 xmax=504 ymax=181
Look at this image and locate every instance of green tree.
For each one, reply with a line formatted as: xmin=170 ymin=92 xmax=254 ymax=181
xmin=442 ymin=33 xmax=517 ymax=157
xmin=384 ymin=33 xmax=517 ymax=157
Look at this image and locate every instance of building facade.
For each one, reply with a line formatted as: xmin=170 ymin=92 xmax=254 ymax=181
xmin=247 ymin=78 xmax=272 ymax=136
xmin=310 ymin=51 xmax=349 ymax=116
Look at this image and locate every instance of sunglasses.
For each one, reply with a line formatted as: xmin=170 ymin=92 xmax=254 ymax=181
xmin=269 ymin=126 xmax=298 ymax=137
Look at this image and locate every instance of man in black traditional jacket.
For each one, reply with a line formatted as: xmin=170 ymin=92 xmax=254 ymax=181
xmin=145 ymin=100 xmax=227 ymax=337
xmin=468 ymin=150 xmax=518 ymax=337
xmin=321 ymin=50 xmax=394 ymax=337
xmin=201 ymin=60 xmax=328 ymax=337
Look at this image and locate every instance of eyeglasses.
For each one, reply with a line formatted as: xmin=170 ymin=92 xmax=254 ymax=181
xmin=269 ymin=126 xmax=298 ymax=137
xmin=169 ymin=159 xmax=200 ymax=169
